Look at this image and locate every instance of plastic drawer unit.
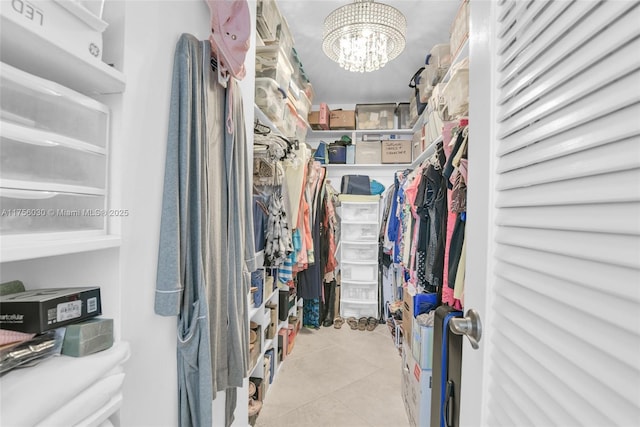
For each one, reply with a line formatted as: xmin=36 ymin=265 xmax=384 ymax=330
xmin=255 ymin=45 xmax=294 ymax=93
xmin=0 ymin=188 xmax=106 ymax=236
xmin=341 ymin=222 xmax=379 ymax=242
xmin=341 ymin=281 xmax=378 ymax=302
xmin=0 ymin=62 xmax=109 ymax=149
xmin=0 ymin=122 xmax=106 ymax=191
xmin=340 ymin=300 xmax=378 ymax=319
xmin=255 ymin=77 xmax=286 ymax=125
xmin=341 ymin=242 xmax=378 ymax=263
xmin=341 ymin=201 xmax=379 ymax=222
xmin=341 ymin=261 xmax=378 ymax=282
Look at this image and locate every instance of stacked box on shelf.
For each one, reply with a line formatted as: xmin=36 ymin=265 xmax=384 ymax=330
xmin=450 ymin=0 xmax=469 ymax=59
xmin=256 ymin=45 xmax=293 ymax=93
xmin=442 ymin=58 xmax=469 ymax=119
xmin=255 ymin=77 xmax=286 ymax=126
xmin=355 ymin=141 xmax=381 ymax=164
xmin=0 ymin=62 xmax=109 ymax=238
xmin=356 ymin=103 xmax=396 ymax=130
xmin=256 ymin=0 xmax=281 ymax=43
xmin=418 ymin=44 xmax=452 ymax=103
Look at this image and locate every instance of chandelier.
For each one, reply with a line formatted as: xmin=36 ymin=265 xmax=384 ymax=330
xmin=322 ymin=0 xmax=406 ymax=73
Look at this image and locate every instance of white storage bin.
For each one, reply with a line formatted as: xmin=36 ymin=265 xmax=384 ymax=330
xmin=355 ymin=142 xmax=382 ymax=164
xmin=340 ymin=300 xmax=378 ymax=319
xmin=0 ymin=122 xmax=106 ymax=190
xmin=341 ymin=281 xmax=378 ymax=302
xmin=256 ymin=45 xmax=294 ymax=92
xmin=0 ymin=188 xmax=105 ymax=235
xmin=341 ymin=261 xmax=378 ymax=282
xmin=342 ymin=242 xmax=378 ymax=262
xmin=450 ymin=0 xmax=470 ymax=58
xmin=0 ymin=0 xmax=107 ymax=61
xmin=356 ymin=103 xmax=396 ymax=130
xmin=0 ymin=62 xmax=109 ymax=149
xmin=442 ymin=58 xmax=469 ymax=118
xmin=342 ymin=222 xmax=379 ymax=242
xmin=255 ymin=77 xmax=285 ymax=125
xmin=341 ymin=202 xmax=378 ymax=222
xmin=256 ymin=0 xmax=281 ymax=42
xmin=291 ymin=90 xmax=311 ymax=122
xmin=282 ymin=102 xmax=297 ymax=138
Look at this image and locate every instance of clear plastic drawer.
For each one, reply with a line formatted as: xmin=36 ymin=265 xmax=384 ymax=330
xmin=341 ymin=261 xmax=378 ymax=282
xmin=256 ymin=45 xmax=293 ymax=92
xmin=0 ymin=62 xmax=109 ymax=149
xmin=0 ymin=122 xmax=106 ymax=191
xmin=342 ymin=222 xmax=379 ymax=242
xmin=342 ymin=242 xmax=378 ymax=262
xmin=0 ymin=188 xmax=105 ymax=235
xmin=341 ymin=281 xmax=378 ymax=302
xmin=255 ymin=77 xmax=286 ymax=125
xmin=341 ymin=202 xmax=378 ymax=222
xmin=340 ymin=300 xmax=378 ymax=319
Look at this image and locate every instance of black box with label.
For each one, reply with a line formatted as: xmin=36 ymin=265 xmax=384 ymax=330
xmin=0 ymin=287 xmax=102 ymax=333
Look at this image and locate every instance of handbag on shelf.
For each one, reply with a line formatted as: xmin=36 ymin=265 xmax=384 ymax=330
xmin=340 ymin=175 xmax=371 ymax=195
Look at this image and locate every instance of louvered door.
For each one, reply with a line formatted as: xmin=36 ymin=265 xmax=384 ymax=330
xmin=461 ymin=1 xmax=640 ymax=425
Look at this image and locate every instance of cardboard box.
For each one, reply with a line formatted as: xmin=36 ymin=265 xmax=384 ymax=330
xmin=355 ymin=141 xmax=381 ymax=164
xmin=0 ymin=287 xmax=101 ymax=333
xmin=382 ymin=140 xmax=412 ymax=164
xmin=329 ymin=110 xmax=356 ymax=130
xmin=308 ymin=102 xmax=330 ymax=130
xmin=402 ymin=291 xmax=414 ymax=349
xmin=401 ymin=342 xmax=432 ymax=427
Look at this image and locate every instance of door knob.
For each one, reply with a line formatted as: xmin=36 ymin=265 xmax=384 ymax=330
xmin=449 ymin=308 xmax=482 ymax=350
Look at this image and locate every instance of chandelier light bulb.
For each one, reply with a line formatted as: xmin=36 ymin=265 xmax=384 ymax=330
xmin=322 ymin=0 xmax=406 ymax=73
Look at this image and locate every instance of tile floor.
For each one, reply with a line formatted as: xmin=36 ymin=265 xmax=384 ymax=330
xmin=254 ymin=321 xmax=410 ymax=427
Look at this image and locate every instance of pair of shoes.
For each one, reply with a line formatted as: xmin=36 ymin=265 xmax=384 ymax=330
xmin=357 ymin=317 xmax=367 ymax=331
xmin=249 ymin=381 xmax=257 ymax=398
xmin=248 ymin=398 xmax=262 ymax=417
xmin=366 ymin=317 xmax=378 ymax=331
xmin=333 ymin=316 xmax=344 ymax=329
xmin=347 ymin=317 xmax=358 ymax=330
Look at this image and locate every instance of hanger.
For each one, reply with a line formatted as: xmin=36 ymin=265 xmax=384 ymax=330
xmin=254 ymin=119 xmax=271 ymax=135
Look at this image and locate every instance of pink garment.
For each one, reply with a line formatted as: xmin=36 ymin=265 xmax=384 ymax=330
xmin=0 ymin=329 xmax=35 ymax=346
xmin=442 ymin=209 xmax=458 ymax=306
xmin=206 ymin=0 xmax=250 ymax=80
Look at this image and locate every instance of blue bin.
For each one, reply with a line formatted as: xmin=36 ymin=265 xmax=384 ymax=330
xmin=328 ymin=145 xmax=347 ymax=164
xmin=413 ymin=292 xmax=438 ymax=317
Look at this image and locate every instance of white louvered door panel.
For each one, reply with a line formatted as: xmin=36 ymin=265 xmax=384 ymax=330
xmin=461 ymin=1 xmax=640 ymax=426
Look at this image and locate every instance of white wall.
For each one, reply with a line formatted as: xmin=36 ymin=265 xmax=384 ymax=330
xmin=113 ymin=1 xmax=255 ymax=425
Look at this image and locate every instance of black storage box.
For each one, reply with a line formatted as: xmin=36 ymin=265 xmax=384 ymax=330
xmin=0 ymin=287 xmax=102 ymax=333
xmin=279 ymin=289 xmax=289 ymax=321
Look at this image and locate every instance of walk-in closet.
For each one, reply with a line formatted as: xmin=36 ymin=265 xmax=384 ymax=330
xmin=0 ymin=1 xmax=638 ymax=427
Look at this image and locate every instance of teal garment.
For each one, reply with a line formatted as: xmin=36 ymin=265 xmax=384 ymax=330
xmin=155 ymin=34 xmax=213 ymax=427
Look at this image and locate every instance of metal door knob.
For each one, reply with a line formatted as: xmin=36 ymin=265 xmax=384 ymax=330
xmin=449 ymin=309 xmax=482 ymax=350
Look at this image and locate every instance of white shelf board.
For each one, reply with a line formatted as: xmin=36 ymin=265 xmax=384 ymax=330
xmin=264 ymin=338 xmax=274 ymax=350
xmin=278 ymin=320 xmax=287 ymax=330
xmin=0 ymin=15 xmax=126 ymax=95
xmin=324 ymin=163 xmax=412 ymax=168
xmin=0 ymin=234 xmax=121 ymax=263
xmin=308 ymin=128 xmax=414 ymax=139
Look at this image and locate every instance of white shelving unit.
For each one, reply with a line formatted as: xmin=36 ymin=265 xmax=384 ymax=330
xmin=0 ymin=4 xmax=128 ymax=425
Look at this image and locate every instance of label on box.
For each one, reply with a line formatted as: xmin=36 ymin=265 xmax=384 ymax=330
xmin=57 ymin=300 xmax=82 ymax=322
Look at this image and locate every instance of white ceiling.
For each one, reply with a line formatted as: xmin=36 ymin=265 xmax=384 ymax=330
xmin=276 ymin=0 xmax=461 ymax=106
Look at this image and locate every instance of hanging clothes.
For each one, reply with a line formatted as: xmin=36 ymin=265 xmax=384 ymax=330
xmin=155 ymin=34 xmax=257 ymax=427
xmin=155 ymin=34 xmax=213 ymax=427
